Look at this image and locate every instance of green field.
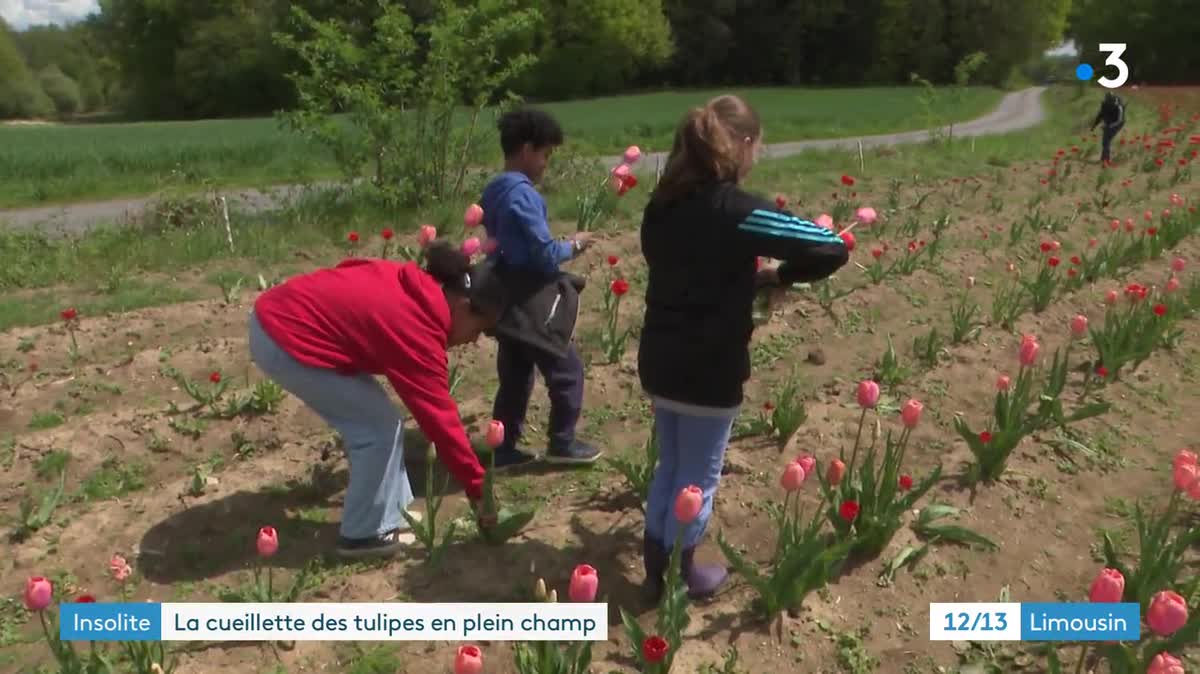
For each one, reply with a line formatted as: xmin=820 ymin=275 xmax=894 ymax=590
xmin=0 ymin=86 xmax=1005 ymax=209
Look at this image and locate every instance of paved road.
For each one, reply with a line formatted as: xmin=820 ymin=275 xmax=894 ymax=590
xmin=1 ymin=87 xmax=1046 ymax=236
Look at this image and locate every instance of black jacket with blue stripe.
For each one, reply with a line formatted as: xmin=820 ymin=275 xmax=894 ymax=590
xmin=637 ymin=180 xmax=849 ymax=409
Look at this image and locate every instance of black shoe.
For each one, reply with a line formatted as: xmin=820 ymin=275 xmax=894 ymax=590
xmin=491 ymin=447 xmax=538 ymax=470
xmin=545 ymin=439 xmax=603 ymax=465
xmin=335 ymin=527 xmax=415 ymax=559
xmin=642 ymin=534 xmax=668 ymax=604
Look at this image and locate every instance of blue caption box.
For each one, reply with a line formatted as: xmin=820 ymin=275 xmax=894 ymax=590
xmin=59 ymin=602 xmax=162 ymax=641
xmin=1020 ymin=602 xmax=1140 ymax=641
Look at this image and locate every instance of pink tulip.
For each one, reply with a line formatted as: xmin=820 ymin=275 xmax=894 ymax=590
xmin=1147 ymin=590 xmax=1188 ymax=636
xmin=24 ymin=576 xmax=52 ymax=611
xmin=674 ymin=485 xmax=703 ymax=523
xmin=486 ymin=420 xmax=505 ymax=449
xmin=1166 ymin=277 xmax=1181 ymax=292
xmin=815 ymin=213 xmax=834 ymax=229
xmin=1169 ymin=193 xmax=1184 ymax=207
xmin=1070 ymin=314 xmax=1089 ymax=338
xmin=900 ymin=399 xmax=923 ymax=428
xmin=463 ymin=204 xmax=484 ymax=229
xmin=1146 ymin=652 xmax=1184 ymax=674
xmin=780 ymin=461 xmax=806 ymax=491
xmin=623 ymin=145 xmax=642 ymax=165
xmin=796 ymin=454 xmax=816 ymax=476
xmin=1088 ymin=568 xmax=1125 ymax=602
xmin=856 ymin=380 xmax=880 ymax=409
xmin=1171 ymin=257 xmax=1186 ymax=272
xmin=568 ymin=564 xmax=599 ymax=602
xmin=827 ymin=459 xmax=846 ymax=486
xmin=854 ymin=206 xmax=878 ymax=224
xmin=257 ymin=526 xmax=279 ymax=558
xmin=1018 ymin=337 xmax=1040 ymax=367
xmin=612 ymin=163 xmax=631 ymax=177
xmin=418 ymin=225 xmax=437 ymax=248
xmin=996 ymin=375 xmax=1011 ymax=391
xmin=1174 ymin=449 xmax=1197 ymax=470
xmin=1173 ymin=461 xmax=1198 ymax=493
xmin=109 ymin=554 xmax=132 ymax=582
xmin=454 ymin=645 xmax=483 ymax=674
xmin=461 ymin=237 xmax=481 ymax=258
xmin=482 ymin=237 xmax=499 ymax=255
xmin=1105 ymin=289 xmax=1119 ymax=305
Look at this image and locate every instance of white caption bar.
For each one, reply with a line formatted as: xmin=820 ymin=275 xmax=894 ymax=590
xmin=160 ymin=603 xmax=608 ymax=641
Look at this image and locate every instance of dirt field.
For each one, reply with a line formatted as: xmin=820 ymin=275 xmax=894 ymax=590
xmin=2 ymin=87 xmax=1199 ymax=674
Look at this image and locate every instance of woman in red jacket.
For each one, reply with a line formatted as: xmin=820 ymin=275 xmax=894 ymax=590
xmin=249 ymin=241 xmax=508 ymax=558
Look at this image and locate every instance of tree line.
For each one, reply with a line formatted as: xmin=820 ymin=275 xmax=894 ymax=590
xmin=0 ymin=0 xmax=1191 ymax=122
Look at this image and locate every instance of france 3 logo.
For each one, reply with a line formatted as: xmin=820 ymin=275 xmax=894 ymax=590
xmin=1075 ymin=44 xmax=1129 ymax=89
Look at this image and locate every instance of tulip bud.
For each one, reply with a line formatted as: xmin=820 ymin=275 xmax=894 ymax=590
xmin=548 ymin=589 xmax=557 ymax=603
xmin=534 ymin=578 xmax=547 ymax=602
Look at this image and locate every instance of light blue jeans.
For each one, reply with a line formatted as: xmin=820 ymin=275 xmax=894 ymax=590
xmin=247 ymin=312 xmax=414 ymax=539
xmin=644 ymin=401 xmax=737 ymax=549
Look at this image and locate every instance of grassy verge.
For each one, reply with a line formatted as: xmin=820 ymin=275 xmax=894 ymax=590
xmin=0 ymin=86 xmax=1102 ymax=332
xmin=0 ymin=86 xmax=1007 ymax=209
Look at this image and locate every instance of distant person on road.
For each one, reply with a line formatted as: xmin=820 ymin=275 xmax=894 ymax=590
xmin=1091 ymin=91 xmax=1126 ymax=165
xmin=636 ymin=95 xmax=849 ymax=601
xmin=478 ymin=108 xmax=603 ymax=469
xmin=247 ymin=241 xmax=508 ymax=558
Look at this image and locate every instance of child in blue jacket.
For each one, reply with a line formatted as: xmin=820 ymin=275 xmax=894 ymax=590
xmin=479 ymin=108 xmax=602 ymax=468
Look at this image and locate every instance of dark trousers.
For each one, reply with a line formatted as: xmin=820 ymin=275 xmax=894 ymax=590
xmin=1101 ymin=122 xmax=1124 ymax=162
xmin=492 ymin=337 xmax=584 ymax=452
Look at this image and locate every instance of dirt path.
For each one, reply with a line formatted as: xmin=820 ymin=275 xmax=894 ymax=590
xmin=0 ymin=87 xmax=1047 ymax=236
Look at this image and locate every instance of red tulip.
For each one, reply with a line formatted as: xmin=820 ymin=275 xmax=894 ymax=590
xmin=674 ymin=486 xmax=703 ymax=523
xmin=898 ymin=474 xmax=913 ymax=491
xmin=610 ymin=279 xmax=630 ymax=296
xmin=60 ymin=308 xmax=77 ymax=321
xmin=642 ymin=635 xmax=669 ymax=663
xmin=607 ymin=255 xmax=619 ymax=266
xmin=75 ymin=594 xmax=96 ymax=603
xmin=381 ymin=228 xmax=394 ymax=240
xmin=347 ymin=232 xmax=359 ymax=243
xmin=209 ymin=371 xmax=221 ymax=384
xmin=838 ymin=500 xmax=860 ymax=522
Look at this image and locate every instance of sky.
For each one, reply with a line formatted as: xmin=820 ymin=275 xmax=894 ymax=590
xmin=0 ymin=0 xmax=98 ymax=29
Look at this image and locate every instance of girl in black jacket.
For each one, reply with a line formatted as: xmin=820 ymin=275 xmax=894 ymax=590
xmin=637 ymin=94 xmax=850 ymax=601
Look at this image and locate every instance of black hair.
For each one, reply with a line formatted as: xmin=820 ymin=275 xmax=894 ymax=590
xmin=498 ymin=108 xmax=564 ymax=157
xmin=422 ymin=240 xmax=508 ymax=319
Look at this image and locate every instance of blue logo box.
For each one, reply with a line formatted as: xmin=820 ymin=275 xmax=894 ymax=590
xmin=59 ymin=603 xmax=162 ymax=641
xmin=1020 ymin=602 xmax=1140 ymax=641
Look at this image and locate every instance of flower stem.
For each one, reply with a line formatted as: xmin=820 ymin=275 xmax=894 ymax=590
xmin=847 ymin=407 xmax=869 ymax=476
xmin=1074 ymin=644 xmax=1089 ymax=674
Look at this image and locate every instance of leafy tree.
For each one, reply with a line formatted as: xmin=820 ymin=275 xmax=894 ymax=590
xmin=0 ymin=20 xmax=54 ymax=119
xmin=37 ymin=65 xmax=83 ymax=115
xmin=274 ymin=0 xmax=542 ymax=207
xmin=517 ymin=0 xmax=673 ymax=99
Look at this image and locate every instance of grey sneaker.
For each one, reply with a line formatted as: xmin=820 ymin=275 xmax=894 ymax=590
xmin=545 ymin=440 xmax=603 ymax=465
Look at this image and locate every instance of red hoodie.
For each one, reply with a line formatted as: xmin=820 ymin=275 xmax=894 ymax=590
xmin=253 ymin=258 xmax=485 ymax=500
